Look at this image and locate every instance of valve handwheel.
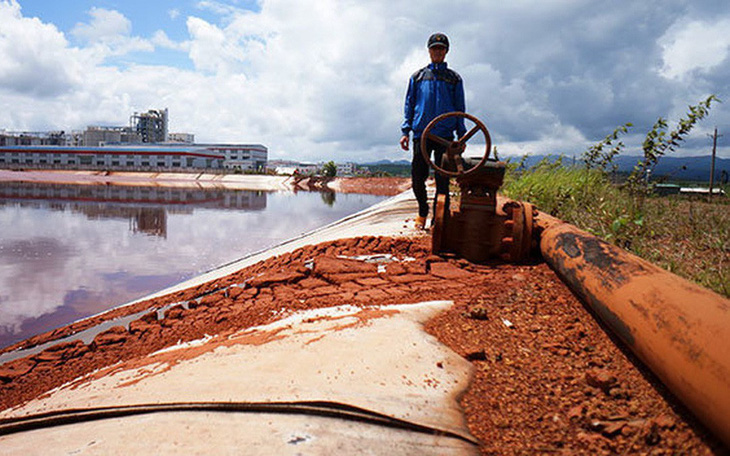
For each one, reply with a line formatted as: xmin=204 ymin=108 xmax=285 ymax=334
xmin=419 ymin=112 xmax=492 ymax=177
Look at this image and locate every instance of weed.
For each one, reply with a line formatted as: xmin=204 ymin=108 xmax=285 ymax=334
xmin=500 ymin=94 xmax=727 ymax=297
xmin=503 ymin=162 xmax=729 ymax=297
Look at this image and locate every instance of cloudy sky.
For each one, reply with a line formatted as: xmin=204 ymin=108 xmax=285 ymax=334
xmin=1 ymin=0 xmax=728 ymax=163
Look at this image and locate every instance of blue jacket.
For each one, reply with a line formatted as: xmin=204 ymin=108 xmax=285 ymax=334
xmin=401 ymin=62 xmax=466 ymax=140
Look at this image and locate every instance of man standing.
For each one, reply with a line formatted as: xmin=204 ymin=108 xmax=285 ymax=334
xmin=400 ymin=32 xmax=466 ymax=230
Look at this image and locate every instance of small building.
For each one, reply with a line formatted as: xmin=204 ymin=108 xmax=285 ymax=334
xmin=336 ymin=162 xmax=358 ymax=176
xmin=207 ymin=144 xmax=268 ymax=171
xmin=167 ymin=133 xmax=195 ymax=144
xmin=679 ymin=187 xmax=726 ymax=197
xmin=0 ymin=130 xmax=68 ymax=146
xmin=296 ymin=163 xmax=320 ymax=175
xmin=654 ymin=184 xmax=681 ymax=196
xmin=84 ymin=126 xmax=140 ymax=147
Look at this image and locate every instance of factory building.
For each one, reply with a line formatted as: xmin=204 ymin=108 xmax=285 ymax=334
xmin=131 ymin=109 xmax=168 ymax=143
xmin=208 ymin=144 xmax=268 ymax=171
xmin=0 ymin=130 xmax=70 ymax=146
xmin=83 ymin=126 xmax=141 ymax=146
xmin=167 ymin=133 xmax=195 ymax=144
xmin=0 ymin=108 xmax=267 ymax=172
xmin=0 ymin=143 xmax=267 ymax=172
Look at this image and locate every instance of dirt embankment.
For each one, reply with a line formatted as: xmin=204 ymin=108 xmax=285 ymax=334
xmin=329 ymin=176 xmax=411 ymax=196
xmin=0 ymin=234 xmax=723 ymax=454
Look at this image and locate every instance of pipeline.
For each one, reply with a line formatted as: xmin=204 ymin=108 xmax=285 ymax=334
xmin=536 ymin=212 xmax=730 ymax=447
xmin=368 ymin=110 xmax=729 ymax=445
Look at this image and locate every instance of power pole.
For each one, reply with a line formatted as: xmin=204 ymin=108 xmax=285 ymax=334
xmin=708 ymin=127 xmax=722 ymax=203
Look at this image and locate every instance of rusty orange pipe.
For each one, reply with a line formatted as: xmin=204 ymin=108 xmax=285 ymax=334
xmin=536 ymin=213 xmax=730 ymax=447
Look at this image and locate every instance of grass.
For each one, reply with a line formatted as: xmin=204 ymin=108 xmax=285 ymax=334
xmin=501 ymin=158 xmax=730 ymax=297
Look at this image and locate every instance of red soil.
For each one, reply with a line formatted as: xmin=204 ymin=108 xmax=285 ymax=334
xmin=0 ymin=235 xmax=724 ymax=454
xmin=332 ymin=176 xmax=411 ymax=196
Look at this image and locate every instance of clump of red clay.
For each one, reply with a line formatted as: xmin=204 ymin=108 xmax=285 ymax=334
xmin=0 ymin=235 xmax=724 ymax=454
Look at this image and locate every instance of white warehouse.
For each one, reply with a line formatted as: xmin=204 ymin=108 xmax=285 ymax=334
xmin=0 ymin=143 xmax=267 ymax=172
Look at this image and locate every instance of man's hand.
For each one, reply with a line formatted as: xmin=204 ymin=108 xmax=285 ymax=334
xmin=399 ymin=134 xmax=410 ymax=151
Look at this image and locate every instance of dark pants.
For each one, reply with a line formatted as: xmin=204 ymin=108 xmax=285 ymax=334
xmin=412 ymin=137 xmax=450 ymax=218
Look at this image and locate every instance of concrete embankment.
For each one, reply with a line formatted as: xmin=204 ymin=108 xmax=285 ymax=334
xmin=0 ymin=169 xmax=295 ymax=191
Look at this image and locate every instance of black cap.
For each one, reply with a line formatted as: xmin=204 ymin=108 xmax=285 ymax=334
xmin=427 ymin=33 xmax=449 ymax=50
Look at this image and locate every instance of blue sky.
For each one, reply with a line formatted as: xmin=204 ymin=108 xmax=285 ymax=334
xmin=19 ymin=1 xmax=260 ymax=40
xmin=16 ymin=1 xmax=260 ymax=68
xmin=1 ymin=0 xmax=729 ymax=162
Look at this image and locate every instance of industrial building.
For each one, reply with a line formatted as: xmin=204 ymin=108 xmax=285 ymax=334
xmin=0 ymin=108 xmax=267 ymax=172
xmin=0 ymin=130 xmax=74 ymax=146
xmin=82 ymin=126 xmax=140 ymax=147
xmin=0 ymin=143 xmax=268 ymax=172
xmin=0 ymin=109 xmax=172 ymax=148
xmin=131 ymin=109 xmax=168 ymax=143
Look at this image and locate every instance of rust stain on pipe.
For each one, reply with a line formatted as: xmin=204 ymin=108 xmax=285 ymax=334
xmin=536 ymin=213 xmax=730 ymax=447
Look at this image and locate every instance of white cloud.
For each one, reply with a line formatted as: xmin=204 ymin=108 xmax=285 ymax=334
xmin=497 ymin=124 xmax=588 ymax=158
xmin=151 ymin=30 xmax=190 ymax=52
xmin=71 ymin=7 xmax=132 ymax=43
xmin=659 ymin=19 xmax=730 ymax=80
xmin=70 ymin=7 xmax=154 ymax=58
xmin=0 ymin=0 xmax=728 ymax=162
xmin=196 ymin=0 xmax=244 ymax=16
xmin=169 ymin=8 xmax=181 ymax=20
xmin=0 ymin=0 xmax=81 ymax=97
xmin=186 ymin=16 xmax=247 ymax=73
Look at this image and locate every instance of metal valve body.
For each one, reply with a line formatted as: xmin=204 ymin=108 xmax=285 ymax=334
xmin=431 ymin=159 xmax=536 ymax=263
xmin=419 ymin=112 xmax=536 ymax=263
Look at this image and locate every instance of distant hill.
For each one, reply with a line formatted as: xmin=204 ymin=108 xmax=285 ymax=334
xmin=503 ymin=154 xmax=729 ymax=183
xmin=360 ymin=159 xmax=411 ymax=176
xmin=363 ymin=159 xmax=411 ymax=166
xmin=357 ymin=155 xmax=729 ymax=182
xmin=617 ymin=155 xmax=728 ymax=182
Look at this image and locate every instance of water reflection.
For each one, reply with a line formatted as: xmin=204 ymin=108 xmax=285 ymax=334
xmin=0 ymin=182 xmax=268 ymax=238
xmin=0 ymin=181 xmax=384 ymax=348
xmin=320 ymin=190 xmax=336 ymax=207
